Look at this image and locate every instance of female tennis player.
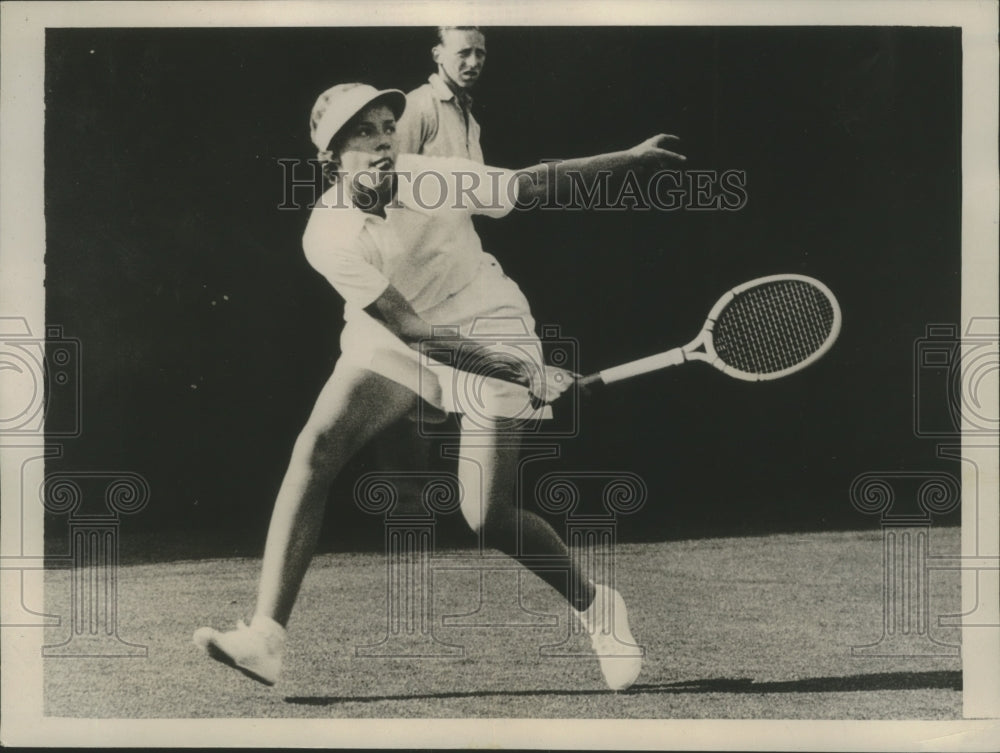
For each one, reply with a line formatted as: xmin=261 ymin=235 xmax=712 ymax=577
xmin=194 ymin=83 xmax=686 ymax=692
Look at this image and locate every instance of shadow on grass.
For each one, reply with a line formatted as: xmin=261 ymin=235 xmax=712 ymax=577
xmin=285 ymin=669 xmax=960 ymax=705
xmin=633 ymin=670 xmax=962 ymax=694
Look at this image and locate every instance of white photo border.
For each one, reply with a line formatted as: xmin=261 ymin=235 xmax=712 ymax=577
xmin=1 ymin=1 xmax=997 ymax=749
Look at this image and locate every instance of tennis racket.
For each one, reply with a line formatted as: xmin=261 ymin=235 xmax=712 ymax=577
xmin=578 ymin=273 xmax=842 ymax=387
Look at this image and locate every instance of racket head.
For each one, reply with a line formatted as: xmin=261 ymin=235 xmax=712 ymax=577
xmin=698 ymin=273 xmax=842 ymax=381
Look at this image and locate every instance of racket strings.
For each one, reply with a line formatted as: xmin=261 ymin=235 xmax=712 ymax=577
xmin=712 ymin=279 xmax=836 ymax=375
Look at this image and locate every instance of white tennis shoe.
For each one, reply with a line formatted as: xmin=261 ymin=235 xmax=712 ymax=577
xmin=576 ymin=584 xmax=643 ymax=691
xmin=193 ymin=615 xmax=285 ymax=686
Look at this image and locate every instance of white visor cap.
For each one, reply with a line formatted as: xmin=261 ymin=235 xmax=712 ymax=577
xmin=309 ymin=83 xmax=407 ymax=152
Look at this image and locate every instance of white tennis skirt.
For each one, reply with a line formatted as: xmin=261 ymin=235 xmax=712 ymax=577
xmin=337 ymin=255 xmax=553 ymax=422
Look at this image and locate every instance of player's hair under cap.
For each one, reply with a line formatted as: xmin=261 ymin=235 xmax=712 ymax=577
xmin=309 ymin=83 xmax=406 ymax=152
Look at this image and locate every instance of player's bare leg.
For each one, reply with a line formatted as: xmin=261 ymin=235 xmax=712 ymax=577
xmin=193 ymin=367 xmax=417 ymax=685
xmin=455 ymin=417 xmax=642 ymax=690
xmin=369 ymin=417 xmax=435 ymax=515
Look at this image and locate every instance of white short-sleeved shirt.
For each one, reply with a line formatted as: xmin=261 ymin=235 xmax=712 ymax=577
xmin=395 ymin=74 xmax=484 ymax=163
xmin=302 ymin=154 xmax=549 ymax=421
xmin=302 ymin=154 xmax=519 ymax=318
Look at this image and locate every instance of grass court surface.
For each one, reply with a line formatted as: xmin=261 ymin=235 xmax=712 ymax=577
xmin=44 ymin=527 xmax=961 ymax=719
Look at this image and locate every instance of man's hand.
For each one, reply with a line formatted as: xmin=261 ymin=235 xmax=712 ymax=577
xmin=628 ymin=133 xmax=687 ymax=167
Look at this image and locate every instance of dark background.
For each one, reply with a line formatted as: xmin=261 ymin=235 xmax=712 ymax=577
xmin=44 ymin=26 xmax=961 ymax=549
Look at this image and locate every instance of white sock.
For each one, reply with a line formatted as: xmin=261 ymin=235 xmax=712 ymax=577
xmin=250 ymin=614 xmax=286 ymax=640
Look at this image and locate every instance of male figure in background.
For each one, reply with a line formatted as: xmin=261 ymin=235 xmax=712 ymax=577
xmin=395 ymin=26 xmax=486 ymax=161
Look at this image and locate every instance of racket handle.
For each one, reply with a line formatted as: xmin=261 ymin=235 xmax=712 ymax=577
xmin=577 ymin=372 xmax=605 ymax=389
xmin=593 ymin=348 xmax=687 ymax=386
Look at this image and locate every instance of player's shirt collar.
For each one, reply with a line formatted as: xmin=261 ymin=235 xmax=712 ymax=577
xmin=428 ymin=72 xmax=473 ymax=110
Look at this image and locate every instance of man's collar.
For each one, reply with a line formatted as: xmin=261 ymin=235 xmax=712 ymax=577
xmin=428 ymin=72 xmax=473 ymax=109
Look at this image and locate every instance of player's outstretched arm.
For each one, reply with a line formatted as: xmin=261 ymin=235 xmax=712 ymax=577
xmin=364 ymin=285 xmax=574 ymax=403
xmin=515 ymin=134 xmax=686 ymax=206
